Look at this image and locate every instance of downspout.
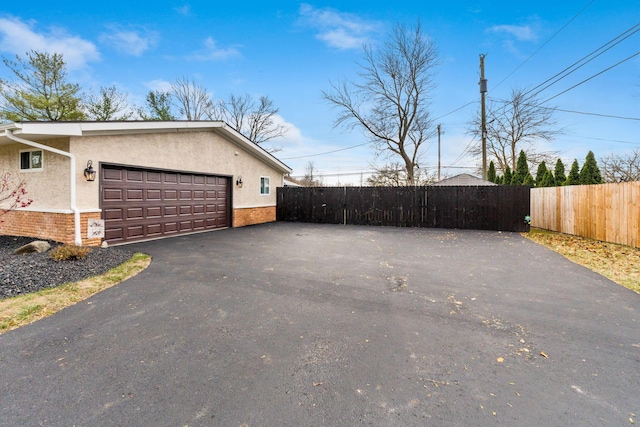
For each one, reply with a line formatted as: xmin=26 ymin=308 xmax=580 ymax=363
xmin=4 ymin=129 xmax=82 ymax=246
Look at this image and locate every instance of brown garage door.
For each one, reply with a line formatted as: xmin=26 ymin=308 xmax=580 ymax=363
xmin=100 ymin=164 xmax=230 ymax=244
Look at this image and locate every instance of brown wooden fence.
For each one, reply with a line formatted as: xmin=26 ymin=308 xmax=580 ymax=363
xmin=277 ymin=186 xmax=531 ymax=232
xmin=531 ymin=182 xmax=640 ymax=248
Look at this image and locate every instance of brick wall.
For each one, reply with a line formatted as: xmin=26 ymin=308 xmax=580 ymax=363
xmin=0 ymin=210 xmax=103 ymax=246
xmin=233 ymin=206 xmax=276 ymax=227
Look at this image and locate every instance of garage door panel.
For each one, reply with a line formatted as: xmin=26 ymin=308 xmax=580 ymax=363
xmin=147 ymin=189 xmax=162 ymax=200
xmin=103 ymin=188 xmax=123 ymax=201
xmin=126 ymin=170 xmax=144 ymax=182
xmin=147 ymin=172 xmax=162 ymax=183
xmin=164 ymin=222 xmax=179 ymax=233
xmin=126 ymin=225 xmax=144 ymax=238
xmin=146 ymin=224 xmax=162 ymax=237
xmin=105 ymin=227 xmax=124 ymax=241
xmin=102 ymin=168 xmax=123 ymax=181
xmin=126 ymin=207 xmax=144 ymax=220
xmin=179 ymin=220 xmax=193 ymax=231
xmin=147 ymin=206 xmax=162 ymax=218
xmin=164 ymin=173 xmax=178 ymax=184
xmin=126 ymin=189 xmax=143 ymax=201
xmin=103 ymin=208 xmax=123 ymax=220
xmin=101 ymin=165 xmax=230 ymax=244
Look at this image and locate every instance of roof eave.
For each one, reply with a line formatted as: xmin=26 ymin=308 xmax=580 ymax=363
xmin=0 ymin=121 xmax=292 ymax=174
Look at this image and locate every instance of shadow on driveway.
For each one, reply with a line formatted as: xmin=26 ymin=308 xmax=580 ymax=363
xmin=1 ymin=223 xmax=638 ymax=426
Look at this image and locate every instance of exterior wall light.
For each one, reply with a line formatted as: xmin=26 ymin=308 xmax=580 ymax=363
xmin=236 ymin=176 xmax=243 ymax=188
xmin=84 ymin=160 xmax=96 ymax=182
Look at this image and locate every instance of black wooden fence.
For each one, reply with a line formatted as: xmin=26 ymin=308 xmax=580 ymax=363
xmin=277 ymin=186 xmax=531 ymax=232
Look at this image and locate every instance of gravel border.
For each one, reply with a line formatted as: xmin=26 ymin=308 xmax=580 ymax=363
xmin=0 ymin=236 xmax=135 ymax=300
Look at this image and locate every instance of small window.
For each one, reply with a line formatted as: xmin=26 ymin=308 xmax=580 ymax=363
xmin=20 ymin=150 xmax=43 ymax=171
xmin=260 ymin=176 xmax=270 ymax=195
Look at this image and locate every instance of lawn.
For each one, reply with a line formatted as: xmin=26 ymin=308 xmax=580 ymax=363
xmin=524 ymin=228 xmax=640 ymax=294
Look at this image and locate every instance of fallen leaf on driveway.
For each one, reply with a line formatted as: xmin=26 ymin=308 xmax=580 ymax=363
xmin=540 ymin=351 xmax=549 ymax=359
xmin=497 ymin=357 xmax=504 ymax=363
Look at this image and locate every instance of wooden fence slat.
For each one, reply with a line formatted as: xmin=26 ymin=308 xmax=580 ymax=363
xmin=278 ymin=186 xmax=530 ymax=232
xmin=530 ymin=182 xmax=640 ymax=248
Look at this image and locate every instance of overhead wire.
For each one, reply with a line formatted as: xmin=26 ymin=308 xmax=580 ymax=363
xmin=552 ymin=107 xmax=640 ymax=121
xmin=527 ymin=22 xmax=640 ymax=98
xmin=493 ymin=0 xmax=595 ymax=91
xmin=280 ymin=141 xmax=370 ymax=159
xmin=540 ymin=50 xmax=640 ymax=104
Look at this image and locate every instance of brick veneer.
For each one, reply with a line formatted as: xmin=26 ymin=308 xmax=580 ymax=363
xmin=1 ymin=207 xmax=276 ymax=245
xmin=233 ymin=206 xmax=276 ymax=227
xmin=0 ymin=210 xmax=103 ymax=246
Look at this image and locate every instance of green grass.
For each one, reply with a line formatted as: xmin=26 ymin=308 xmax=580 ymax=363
xmin=0 ymin=253 xmax=151 ymax=334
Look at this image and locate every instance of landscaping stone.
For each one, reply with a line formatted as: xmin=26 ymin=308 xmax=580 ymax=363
xmin=13 ymin=241 xmax=51 ymax=254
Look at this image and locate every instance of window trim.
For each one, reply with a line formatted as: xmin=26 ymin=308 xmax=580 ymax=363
xmin=19 ymin=149 xmax=44 ymax=172
xmin=260 ymin=176 xmax=270 ymax=195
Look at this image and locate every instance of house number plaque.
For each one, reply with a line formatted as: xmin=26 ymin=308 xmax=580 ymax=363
xmin=88 ymin=219 xmax=105 ymax=238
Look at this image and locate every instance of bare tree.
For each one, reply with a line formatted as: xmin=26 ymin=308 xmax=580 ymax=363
xmin=600 ymin=149 xmax=640 ymax=182
xmin=84 ymin=86 xmax=133 ymax=121
xmin=299 ymin=161 xmax=323 ymax=187
xmin=323 ymin=21 xmax=438 ymax=185
xmin=366 ymin=163 xmax=405 ymax=186
xmin=170 ymin=77 xmax=214 ymax=120
xmin=367 ymin=162 xmax=436 ymax=186
xmin=469 ymin=88 xmax=561 ymax=173
xmin=216 ymin=94 xmax=288 ymax=144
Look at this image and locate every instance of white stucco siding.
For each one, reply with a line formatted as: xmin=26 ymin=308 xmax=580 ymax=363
xmin=0 ymin=138 xmax=73 ymax=211
xmin=70 ymin=130 xmax=284 ymax=210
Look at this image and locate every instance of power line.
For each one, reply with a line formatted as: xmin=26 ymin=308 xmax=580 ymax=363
xmin=280 ymin=141 xmax=370 ymax=159
xmin=280 ymin=100 xmax=478 ymax=161
xmin=541 ymin=50 xmax=640 ymax=104
xmin=569 ymin=134 xmax=639 ymax=145
xmin=553 ymin=107 xmax=640 ymax=121
xmin=493 ymin=0 xmax=595 ymax=90
xmin=528 ymin=22 xmax=640 ymax=98
xmin=488 ymin=99 xmax=640 ymax=121
xmin=433 ymin=101 xmax=477 ymax=121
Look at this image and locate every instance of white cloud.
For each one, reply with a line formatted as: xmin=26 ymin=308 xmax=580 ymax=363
xmin=188 ymin=37 xmax=241 ymax=61
xmin=0 ymin=16 xmax=99 ymax=69
xmin=175 ymin=4 xmax=191 ymax=16
xmin=100 ymin=26 xmax=158 ymax=56
xmin=144 ymin=79 xmax=173 ymax=92
xmin=488 ymin=24 xmax=538 ymax=42
xmin=298 ymin=4 xmax=381 ymax=50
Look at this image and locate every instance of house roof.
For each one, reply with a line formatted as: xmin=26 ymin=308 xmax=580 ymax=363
xmin=431 ymin=173 xmax=497 ymax=186
xmin=0 ymin=120 xmax=292 ymax=174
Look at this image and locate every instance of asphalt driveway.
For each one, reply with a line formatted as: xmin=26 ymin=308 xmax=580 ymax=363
xmin=0 ymin=223 xmax=638 ymax=426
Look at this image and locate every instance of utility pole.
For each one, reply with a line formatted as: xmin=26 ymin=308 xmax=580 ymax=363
xmin=479 ymin=54 xmax=488 ymax=180
xmin=437 ymin=124 xmax=442 ymax=181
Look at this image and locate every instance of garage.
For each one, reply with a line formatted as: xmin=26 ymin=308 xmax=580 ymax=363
xmin=100 ymin=164 xmax=230 ymax=244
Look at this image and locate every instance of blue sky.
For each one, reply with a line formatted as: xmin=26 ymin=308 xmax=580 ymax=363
xmin=0 ymin=1 xmax=638 ymax=183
